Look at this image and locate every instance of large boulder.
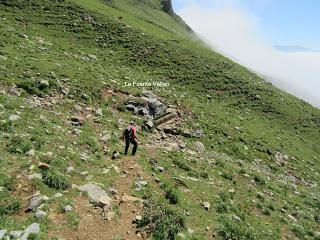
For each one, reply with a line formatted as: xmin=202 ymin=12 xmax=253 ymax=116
xmin=78 ymin=183 xmax=111 ymax=206
xmin=142 ymin=91 xmax=166 ymax=117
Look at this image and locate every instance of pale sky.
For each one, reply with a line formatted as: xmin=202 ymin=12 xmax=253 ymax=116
xmin=173 ymin=0 xmax=320 ymax=107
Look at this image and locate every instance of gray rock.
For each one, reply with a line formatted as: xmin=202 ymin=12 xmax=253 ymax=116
xmin=187 ymin=228 xmax=194 ymax=234
xmin=107 ymin=187 xmax=118 ymax=195
xmin=147 ymin=98 xmax=166 ymax=117
xmin=80 ymin=171 xmax=89 ymax=176
xmin=103 ymin=211 xmax=115 ymax=221
xmin=88 ymin=54 xmax=98 ymax=61
xmin=112 ymin=151 xmax=120 ymax=160
xmin=53 ymin=193 xmax=63 ymax=198
xmin=35 ymin=210 xmax=47 ymax=219
xmin=194 ymin=141 xmax=205 ymax=152
xmin=135 ymin=180 xmax=148 ymax=187
xmin=142 ymin=91 xmax=166 ymax=117
xmin=126 ymin=104 xmax=137 ymax=113
xmin=27 ymin=196 xmax=44 ymax=211
xmin=39 ymin=80 xmax=50 ymax=87
xmin=233 ymin=215 xmax=241 ymax=221
xmin=66 ymin=166 xmax=75 ymax=174
xmin=138 ymin=107 xmax=149 ymax=116
xmin=78 ymin=183 xmax=109 ymax=205
xmin=202 ymin=202 xmax=210 ymax=210
xmin=27 ymin=173 xmax=42 ymax=180
xmin=63 ymin=205 xmax=73 ymax=212
xmin=133 ymin=215 xmax=142 ymax=223
xmin=144 ymin=120 xmax=154 ymax=130
xmin=98 ymin=195 xmax=112 ymax=208
xmin=0 ymin=230 xmax=6 ymax=239
xmin=155 ymin=166 xmax=164 ymax=172
xmin=100 ymin=134 xmax=111 ymax=143
xmin=21 ymin=223 xmax=40 ymax=240
xmin=95 ymin=108 xmax=103 ymax=116
xmin=194 ymin=129 xmax=204 ymax=138
xmin=10 ymin=231 xmax=23 ymax=239
xmin=9 ymin=115 xmax=20 ymax=121
xmin=70 ymin=116 xmax=84 ymax=126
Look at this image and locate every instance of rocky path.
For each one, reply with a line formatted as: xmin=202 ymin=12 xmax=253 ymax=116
xmin=48 ymin=156 xmax=148 ymax=240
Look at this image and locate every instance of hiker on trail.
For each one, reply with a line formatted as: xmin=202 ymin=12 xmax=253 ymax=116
xmin=123 ymin=122 xmax=139 ymax=156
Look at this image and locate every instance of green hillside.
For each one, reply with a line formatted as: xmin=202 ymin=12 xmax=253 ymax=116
xmin=0 ymin=0 xmax=319 ymax=239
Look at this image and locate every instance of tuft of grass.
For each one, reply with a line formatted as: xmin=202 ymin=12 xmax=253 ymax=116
xmin=165 ymin=188 xmax=180 ymax=205
xmin=66 ymin=212 xmax=80 ymax=229
xmin=217 ymin=217 xmax=257 ymax=240
xmin=16 ymin=79 xmax=58 ymax=97
xmin=0 ymin=190 xmax=20 ymax=215
xmin=137 ymin=200 xmax=186 ymax=240
xmin=6 ymin=135 xmax=33 ymax=154
xmin=253 ymin=175 xmax=266 ymax=185
xmin=173 ymin=159 xmax=191 ymax=172
xmin=42 ymin=169 xmax=70 ymax=190
xmin=0 ymin=173 xmax=15 ymax=191
xmin=27 ymin=233 xmax=41 ymax=240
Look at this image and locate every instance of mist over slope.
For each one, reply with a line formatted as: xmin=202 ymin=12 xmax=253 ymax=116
xmin=177 ymin=3 xmax=320 ymax=108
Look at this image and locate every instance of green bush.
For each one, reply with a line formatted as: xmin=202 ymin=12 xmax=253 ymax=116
xmin=173 ymin=159 xmax=191 ymax=172
xmin=221 ymin=172 xmax=233 ymax=181
xmin=16 ymin=79 xmax=58 ymax=96
xmin=0 ymin=120 xmax=13 ymax=132
xmin=0 ymin=173 xmax=15 ymax=191
xmin=42 ymin=169 xmax=70 ymax=190
xmin=7 ymin=135 xmax=33 ymax=154
xmin=28 ymin=233 xmax=41 ymax=240
xmin=0 ymin=190 xmax=20 ymax=215
xmin=254 ymin=175 xmax=266 ymax=185
xmin=217 ymin=217 xmax=257 ymax=240
xmin=165 ymin=189 xmax=180 ymax=205
xmin=215 ymin=200 xmax=229 ymax=214
xmin=137 ymin=200 xmax=186 ymax=240
xmin=291 ymin=224 xmax=307 ymax=239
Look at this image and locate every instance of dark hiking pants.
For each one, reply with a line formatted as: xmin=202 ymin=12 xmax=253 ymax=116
xmin=125 ymin=138 xmax=138 ymax=156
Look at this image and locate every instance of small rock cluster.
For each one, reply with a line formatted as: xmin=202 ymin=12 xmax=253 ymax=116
xmin=125 ymin=91 xmax=166 ymax=118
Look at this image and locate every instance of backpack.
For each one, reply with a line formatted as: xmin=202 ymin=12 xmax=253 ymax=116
xmin=125 ymin=126 xmax=134 ymax=139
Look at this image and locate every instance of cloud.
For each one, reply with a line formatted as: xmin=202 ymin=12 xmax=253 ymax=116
xmin=177 ymin=2 xmax=320 ymax=108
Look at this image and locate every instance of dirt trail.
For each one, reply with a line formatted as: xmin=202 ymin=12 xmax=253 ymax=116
xmin=48 ymin=156 xmax=149 ymax=240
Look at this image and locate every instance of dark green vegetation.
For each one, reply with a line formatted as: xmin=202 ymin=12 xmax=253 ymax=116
xmin=0 ymin=0 xmax=319 ymax=239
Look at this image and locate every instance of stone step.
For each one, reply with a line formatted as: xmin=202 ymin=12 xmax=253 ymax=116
xmin=154 ymin=112 xmax=176 ymax=126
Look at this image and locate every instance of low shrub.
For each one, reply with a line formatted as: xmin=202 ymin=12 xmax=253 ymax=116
xmin=221 ymin=172 xmax=233 ymax=181
xmin=254 ymin=175 xmax=266 ymax=185
xmin=42 ymin=169 xmax=70 ymax=190
xmin=217 ymin=217 xmax=257 ymax=240
xmin=165 ymin=189 xmax=180 ymax=205
xmin=215 ymin=200 xmax=229 ymax=214
xmin=173 ymin=159 xmax=191 ymax=172
xmin=0 ymin=190 xmax=20 ymax=215
xmin=137 ymin=200 xmax=186 ymax=240
xmin=7 ymin=135 xmax=33 ymax=154
xmin=16 ymin=79 xmax=58 ymax=96
xmin=0 ymin=173 xmax=15 ymax=191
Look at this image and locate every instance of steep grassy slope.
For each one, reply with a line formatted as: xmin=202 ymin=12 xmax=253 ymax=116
xmin=0 ymin=0 xmax=319 ymax=239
